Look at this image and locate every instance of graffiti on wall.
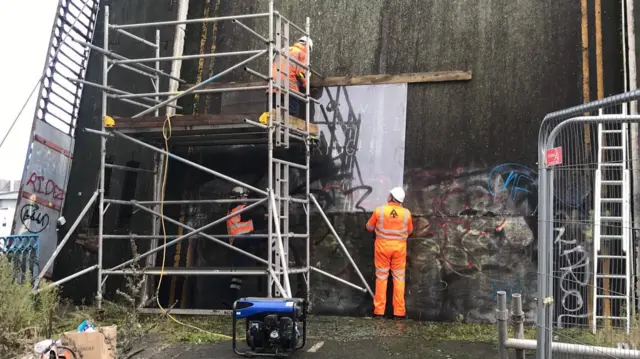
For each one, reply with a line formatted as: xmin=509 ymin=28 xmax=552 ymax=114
xmin=24 ymin=172 xmax=66 ymax=201
xmin=303 ymin=161 xmax=538 ymax=321
xmin=310 ymin=84 xmax=408 ymax=213
xmin=19 ymin=204 xmax=50 ymax=234
xmin=553 ymin=207 xmax=593 ymax=328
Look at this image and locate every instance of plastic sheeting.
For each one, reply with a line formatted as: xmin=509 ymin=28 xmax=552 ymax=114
xmin=311 ymin=84 xmax=407 ymax=213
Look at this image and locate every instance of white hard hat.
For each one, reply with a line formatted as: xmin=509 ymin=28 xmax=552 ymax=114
xmin=231 ymin=186 xmax=249 ymax=197
xmin=390 ymin=187 xmax=405 ymax=203
xmin=298 ymin=36 xmax=313 ymax=50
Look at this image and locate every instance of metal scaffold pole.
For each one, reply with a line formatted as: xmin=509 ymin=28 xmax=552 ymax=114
xmin=96 ymin=5 xmax=109 ymax=309
xmin=33 ymin=0 xmax=375 ymax=315
xmin=267 ymin=0 xmax=275 ymax=298
xmin=304 ymin=15 xmax=311 ymax=304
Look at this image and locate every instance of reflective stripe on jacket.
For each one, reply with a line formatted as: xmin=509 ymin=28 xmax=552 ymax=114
xmin=227 ymin=204 xmax=254 ymax=236
xmin=366 ymin=202 xmax=413 ymax=241
xmin=269 ymin=43 xmax=308 ymax=93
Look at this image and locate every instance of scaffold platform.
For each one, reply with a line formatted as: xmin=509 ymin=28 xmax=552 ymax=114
xmin=112 ymin=113 xmax=319 ymax=146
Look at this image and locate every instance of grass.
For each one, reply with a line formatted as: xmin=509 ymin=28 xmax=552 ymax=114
xmin=50 ymin=306 xmax=537 ymax=346
xmin=552 ymin=318 xmax=640 ymax=349
xmin=0 ymin=255 xmax=60 ymax=358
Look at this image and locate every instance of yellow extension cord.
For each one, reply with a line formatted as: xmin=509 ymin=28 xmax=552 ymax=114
xmin=155 ymin=114 xmax=232 ymax=340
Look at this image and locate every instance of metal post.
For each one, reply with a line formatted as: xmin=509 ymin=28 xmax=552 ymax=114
xmin=144 ymin=28 xmax=162 ymax=303
xmin=36 ymin=265 xmax=100 ymax=293
xmin=505 ymin=339 xmax=640 ymax=358
xmin=131 ymin=50 xmax=266 ymax=118
xmin=496 ymin=291 xmax=509 ymax=359
xmin=97 ymin=5 xmax=109 ymax=309
xmin=109 ymin=199 xmax=269 ymax=271
xmin=267 ymin=0 xmax=274 ymax=298
xmin=269 ymin=190 xmax=292 ymax=298
xmin=66 ymin=78 xmax=182 ymax=109
xmin=112 ymin=13 xmax=270 ymax=30
xmin=113 ymin=50 xmax=264 ymax=65
xmin=33 ymin=191 xmax=99 ymax=290
xmin=72 ymin=39 xmax=183 ymax=83
xmin=626 ymin=0 xmax=640 ymax=314
xmin=536 ymin=159 xmax=548 ymax=359
xmin=310 ymin=266 xmax=368 ymax=293
xmin=167 ymin=0 xmax=188 ymax=117
xmin=304 ymin=16 xmax=311 ymax=304
xmin=511 ymin=293 xmax=525 ymax=359
xmin=108 ymin=130 xmax=267 ymax=195
xmin=309 ymin=195 xmax=374 ymax=297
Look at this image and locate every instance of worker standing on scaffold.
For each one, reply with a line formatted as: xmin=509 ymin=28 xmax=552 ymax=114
xmin=267 ymin=36 xmax=312 ymax=121
xmin=224 ymin=186 xmax=267 ymax=308
xmin=365 ymin=187 xmax=413 ymax=320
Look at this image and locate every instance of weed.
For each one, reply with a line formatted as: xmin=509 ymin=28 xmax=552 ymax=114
xmin=61 ymin=239 xmax=168 ymax=359
xmin=0 ymin=255 xmax=60 ymax=358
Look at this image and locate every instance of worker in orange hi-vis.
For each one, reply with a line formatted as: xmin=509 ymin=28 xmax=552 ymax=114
xmin=266 ymin=36 xmax=312 ymax=120
xmin=223 ymin=186 xmax=267 ymax=308
xmin=365 ymin=187 xmax=413 ymax=320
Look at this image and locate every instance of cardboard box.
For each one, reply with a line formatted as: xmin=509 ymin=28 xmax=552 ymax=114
xmin=60 ymin=326 xmax=117 ymax=359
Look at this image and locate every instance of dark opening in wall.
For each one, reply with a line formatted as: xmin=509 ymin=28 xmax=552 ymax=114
xmin=89 ymin=156 xmax=113 ymax=228
xmin=117 ymin=160 xmax=140 ymax=229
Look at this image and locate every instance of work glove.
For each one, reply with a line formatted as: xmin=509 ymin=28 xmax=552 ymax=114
xmin=297 ymin=71 xmax=311 ymax=83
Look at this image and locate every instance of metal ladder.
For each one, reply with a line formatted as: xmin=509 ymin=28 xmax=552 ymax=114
xmin=269 ymin=13 xmax=309 ymax=298
xmin=592 ymin=111 xmax=632 ymax=334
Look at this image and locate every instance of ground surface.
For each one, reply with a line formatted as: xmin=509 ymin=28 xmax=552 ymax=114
xmin=143 ymin=339 xmax=510 ymax=359
xmin=124 ymin=316 xmax=529 ymax=359
xmin=53 ymin=305 xmax=621 ymax=359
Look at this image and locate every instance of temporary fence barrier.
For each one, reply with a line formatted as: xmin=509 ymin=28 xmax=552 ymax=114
xmin=0 ymin=234 xmax=40 ymax=283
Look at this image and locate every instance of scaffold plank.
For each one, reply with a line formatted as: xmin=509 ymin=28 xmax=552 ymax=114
xmin=112 ymin=113 xmax=319 ymax=136
xmin=180 ymin=70 xmax=472 ymax=90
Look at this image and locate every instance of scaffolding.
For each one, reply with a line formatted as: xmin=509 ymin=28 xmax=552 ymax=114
xmin=33 ymin=1 xmax=373 ymax=312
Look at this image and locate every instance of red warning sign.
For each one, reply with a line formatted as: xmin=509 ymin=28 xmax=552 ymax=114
xmin=545 ymin=147 xmax=563 ymax=166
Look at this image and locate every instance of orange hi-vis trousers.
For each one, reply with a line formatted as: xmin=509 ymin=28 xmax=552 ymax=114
xmin=373 ymin=239 xmax=407 ymax=316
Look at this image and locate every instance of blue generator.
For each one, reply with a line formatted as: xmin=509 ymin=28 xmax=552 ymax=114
xmin=232 ymin=297 xmax=307 ymax=357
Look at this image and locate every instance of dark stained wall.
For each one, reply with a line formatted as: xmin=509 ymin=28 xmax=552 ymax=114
xmin=173 ymin=0 xmax=582 ymax=322
xmin=56 ymin=0 xmax=627 ymax=322
xmin=55 ymin=1 xmax=180 ymax=301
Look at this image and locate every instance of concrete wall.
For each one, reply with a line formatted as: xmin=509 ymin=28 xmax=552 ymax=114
xmin=55 ymin=0 xmax=626 ymax=322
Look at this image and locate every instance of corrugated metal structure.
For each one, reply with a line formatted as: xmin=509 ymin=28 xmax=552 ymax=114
xmin=47 ymin=0 xmax=631 ymax=322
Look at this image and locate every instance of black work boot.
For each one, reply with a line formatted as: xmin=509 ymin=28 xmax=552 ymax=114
xmin=372 ymin=314 xmax=385 ymax=319
xmin=393 ymin=314 xmax=408 ymax=320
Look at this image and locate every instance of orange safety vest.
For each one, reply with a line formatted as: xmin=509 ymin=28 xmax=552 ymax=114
xmin=366 ymin=204 xmax=412 ymax=241
xmin=227 ymin=204 xmax=254 ymax=236
xmin=269 ymin=43 xmax=308 ymax=93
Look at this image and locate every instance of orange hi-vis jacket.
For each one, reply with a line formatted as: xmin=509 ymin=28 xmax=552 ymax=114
xmin=227 ymin=204 xmax=254 ymax=237
xmin=366 ymin=202 xmax=413 ymax=317
xmin=366 ymin=202 xmax=413 ymax=241
xmin=270 ymin=43 xmax=308 ymax=93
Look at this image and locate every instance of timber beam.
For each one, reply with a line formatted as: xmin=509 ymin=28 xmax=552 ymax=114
xmin=180 ymin=70 xmax=472 ymax=90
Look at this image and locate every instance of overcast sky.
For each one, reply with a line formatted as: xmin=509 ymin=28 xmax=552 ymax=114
xmin=0 ymin=1 xmax=58 ymax=182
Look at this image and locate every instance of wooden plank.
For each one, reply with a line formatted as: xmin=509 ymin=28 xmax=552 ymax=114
xmin=179 ymin=70 xmax=472 ymax=90
xmin=112 ymin=114 xmax=319 ymax=136
xmin=316 ymin=70 xmax=472 ymax=86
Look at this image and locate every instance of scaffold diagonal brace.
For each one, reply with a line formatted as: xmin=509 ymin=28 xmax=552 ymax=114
xmin=310 ymin=194 xmax=374 ymax=297
xmin=108 ymin=198 xmax=269 ymax=271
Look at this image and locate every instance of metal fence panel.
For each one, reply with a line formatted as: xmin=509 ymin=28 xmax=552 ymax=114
xmin=538 ymin=93 xmax=640 ymax=358
xmin=0 ymin=234 xmax=40 ymax=284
